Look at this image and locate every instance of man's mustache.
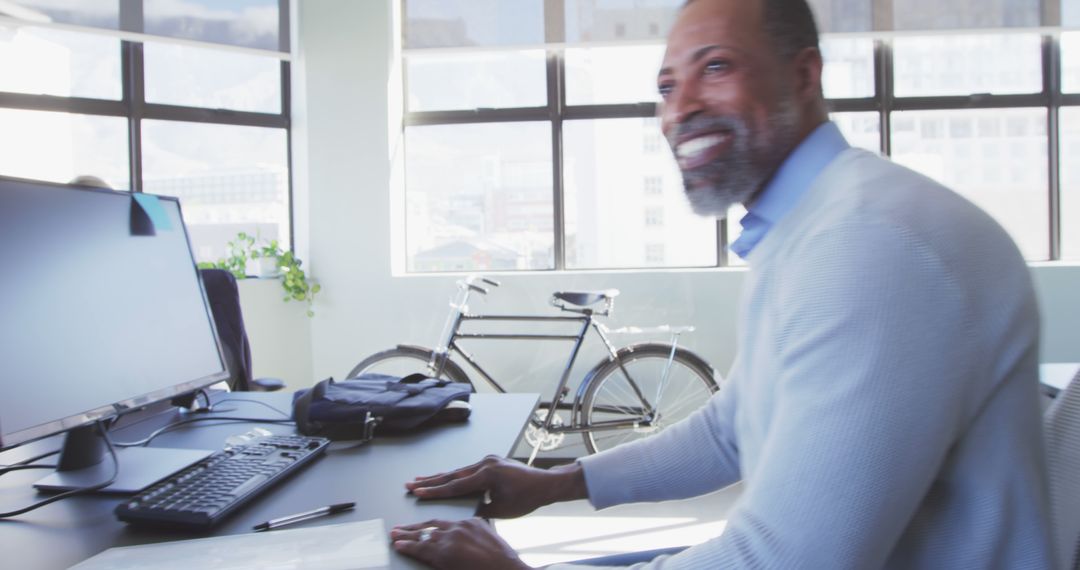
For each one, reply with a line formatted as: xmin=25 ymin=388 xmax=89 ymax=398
xmin=669 ymin=115 xmax=746 ymax=145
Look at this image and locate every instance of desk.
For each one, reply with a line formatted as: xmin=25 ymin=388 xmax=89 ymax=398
xmin=0 ymin=392 xmax=538 ymax=570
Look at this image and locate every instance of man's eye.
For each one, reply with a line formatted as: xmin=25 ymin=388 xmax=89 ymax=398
xmin=704 ymin=59 xmax=730 ymax=74
xmin=658 ymin=82 xmax=674 ymax=98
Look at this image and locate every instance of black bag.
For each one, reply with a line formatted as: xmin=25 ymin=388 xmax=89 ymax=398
xmin=292 ymin=373 xmax=472 ymax=441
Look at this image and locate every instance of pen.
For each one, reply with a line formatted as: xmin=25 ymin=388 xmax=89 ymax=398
xmin=252 ymin=502 xmax=356 ymax=532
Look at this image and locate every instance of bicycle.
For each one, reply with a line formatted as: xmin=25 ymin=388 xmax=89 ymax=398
xmin=348 ymin=276 xmax=720 ymax=461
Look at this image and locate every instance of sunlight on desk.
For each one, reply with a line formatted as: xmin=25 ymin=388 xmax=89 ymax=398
xmin=71 ymin=518 xmax=389 ymax=570
xmin=496 ymin=485 xmax=740 ymax=567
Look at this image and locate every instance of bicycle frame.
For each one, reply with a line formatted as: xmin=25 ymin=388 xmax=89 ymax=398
xmin=426 ymin=278 xmax=676 ymax=435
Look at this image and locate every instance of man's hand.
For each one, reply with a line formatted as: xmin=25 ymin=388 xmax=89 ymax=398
xmin=390 ymin=518 xmax=530 ymax=570
xmin=405 ymin=455 xmax=587 ymax=519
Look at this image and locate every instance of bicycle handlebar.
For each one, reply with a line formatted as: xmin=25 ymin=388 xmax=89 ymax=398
xmin=459 ymin=275 xmax=500 ymax=296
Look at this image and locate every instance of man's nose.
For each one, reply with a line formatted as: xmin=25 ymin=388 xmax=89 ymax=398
xmin=661 ymin=79 xmax=704 ymax=137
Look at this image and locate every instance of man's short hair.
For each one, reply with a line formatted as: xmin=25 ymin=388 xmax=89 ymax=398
xmin=684 ymin=0 xmax=820 ymax=60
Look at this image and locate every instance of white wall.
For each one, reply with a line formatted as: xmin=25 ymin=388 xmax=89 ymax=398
xmin=237 ymin=278 xmax=312 ymax=386
xmin=265 ymin=1 xmax=1080 ymax=397
xmin=1032 ymin=264 xmax=1080 ymax=362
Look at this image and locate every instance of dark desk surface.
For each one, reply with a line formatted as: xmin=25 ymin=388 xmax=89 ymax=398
xmin=0 ymin=392 xmax=539 ymax=570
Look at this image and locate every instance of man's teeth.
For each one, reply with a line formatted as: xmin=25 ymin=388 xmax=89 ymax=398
xmin=676 ymin=133 xmax=727 ymax=160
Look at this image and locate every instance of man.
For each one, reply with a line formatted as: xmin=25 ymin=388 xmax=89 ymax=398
xmin=389 ymin=0 xmax=1054 ymax=567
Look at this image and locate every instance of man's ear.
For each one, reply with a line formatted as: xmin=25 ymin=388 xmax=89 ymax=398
xmin=792 ymin=46 xmax=824 ymax=100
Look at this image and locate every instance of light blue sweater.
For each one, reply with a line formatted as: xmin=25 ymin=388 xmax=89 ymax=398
xmin=566 ymin=149 xmax=1054 ymax=569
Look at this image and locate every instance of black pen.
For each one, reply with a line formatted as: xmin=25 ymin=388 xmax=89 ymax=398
xmin=252 ymin=502 xmax=356 ymax=532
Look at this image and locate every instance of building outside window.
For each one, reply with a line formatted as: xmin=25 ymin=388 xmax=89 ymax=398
xmin=644 ymin=175 xmax=664 ymax=196
xmin=400 ymin=0 xmax=1077 ymax=272
xmin=0 ymin=0 xmax=292 ymax=265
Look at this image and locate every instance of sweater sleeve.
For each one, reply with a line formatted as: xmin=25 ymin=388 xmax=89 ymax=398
xmin=576 ymin=368 xmax=742 ymax=508
xmin=553 ymin=220 xmax=980 ymax=569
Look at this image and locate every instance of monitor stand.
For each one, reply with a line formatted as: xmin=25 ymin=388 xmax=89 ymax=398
xmin=33 ymin=423 xmax=213 ymax=494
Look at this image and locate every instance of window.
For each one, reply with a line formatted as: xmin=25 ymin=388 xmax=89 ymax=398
xmin=820 ymin=38 xmax=875 ymax=99
xmin=645 ymin=207 xmax=664 ymax=227
xmin=402 ymin=2 xmax=1075 ymax=270
xmin=644 ymin=176 xmax=664 ymax=196
xmin=404 ymin=0 xmax=545 ymax=48
xmin=893 ymin=34 xmax=1042 ymax=97
xmin=405 ymin=123 xmax=554 ymax=272
xmin=0 ymin=2 xmax=291 ymax=264
xmin=143 ymin=0 xmax=283 ymax=51
xmin=562 ymin=119 xmax=716 ymax=270
xmin=143 ymin=42 xmax=283 ymax=114
xmin=645 ymin=243 xmax=665 ymax=265
xmin=892 ymin=109 xmax=1048 ymax=260
xmin=1065 ymin=32 xmax=1080 ymax=94
xmin=0 ymin=108 xmax=128 ymax=189
xmin=565 ymin=45 xmax=665 ymax=106
xmin=832 ymin=112 xmax=881 ymax=152
xmin=142 ymin=121 xmax=290 ymax=263
xmin=0 ymin=25 xmax=121 ymax=99
xmin=406 ymin=51 xmax=547 ymax=112
xmin=1063 ymin=108 xmax=1080 ymax=260
xmin=642 ymin=122 xmax=664 ymax=154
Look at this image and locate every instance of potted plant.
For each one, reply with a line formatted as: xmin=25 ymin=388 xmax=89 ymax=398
xmin=199 ymin=232 xmax=321 ymax=317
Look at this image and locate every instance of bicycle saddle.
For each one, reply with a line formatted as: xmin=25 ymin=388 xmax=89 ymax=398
xmin=552 ymin=289 xmax=620 ymax=307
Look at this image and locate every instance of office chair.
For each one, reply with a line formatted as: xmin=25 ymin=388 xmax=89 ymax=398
xmin=1044 ymin=366 xmax=1080 ymax=570
xmin=200 ymin=268 xmax=285 ymax=392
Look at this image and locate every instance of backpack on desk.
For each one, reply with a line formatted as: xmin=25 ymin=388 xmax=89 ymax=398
xmin=291 ymin=374 xmax=472 ymax=441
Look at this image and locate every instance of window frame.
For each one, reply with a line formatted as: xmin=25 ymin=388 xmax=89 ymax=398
xmin=0 ymin=4 xmax=294 ymax=250
xmin=401 ymin=14 xmax=1075 ymax=271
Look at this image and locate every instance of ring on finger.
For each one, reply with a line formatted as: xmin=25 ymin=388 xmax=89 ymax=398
xmin=419 ymin=527 xmax=436 ymax=542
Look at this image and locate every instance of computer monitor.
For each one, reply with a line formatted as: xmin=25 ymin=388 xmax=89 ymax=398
xmin=0 ymin=175 xmax=230 ymax=493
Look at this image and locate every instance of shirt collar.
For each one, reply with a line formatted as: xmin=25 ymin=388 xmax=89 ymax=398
xmin=730 ymin=121 xmax=850 ymax=259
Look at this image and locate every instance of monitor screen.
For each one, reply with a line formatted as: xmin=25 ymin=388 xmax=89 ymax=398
xmin=0 ymin=175 xmax=229 ymax=450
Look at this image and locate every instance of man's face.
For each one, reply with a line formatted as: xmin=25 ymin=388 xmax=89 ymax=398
xmin=658 ymin=0 xmax=802 ymax=217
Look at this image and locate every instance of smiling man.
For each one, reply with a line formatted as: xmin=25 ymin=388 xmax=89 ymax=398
xmin=389 ymin=1 xmax=1054 ymax=568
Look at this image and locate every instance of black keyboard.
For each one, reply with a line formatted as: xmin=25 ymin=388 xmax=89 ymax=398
xmin=115 ymin=434 xmax=331 ymax=530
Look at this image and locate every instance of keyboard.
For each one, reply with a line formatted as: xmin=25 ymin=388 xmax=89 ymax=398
xmin=115 ymin=434 xmax=331 ymax=530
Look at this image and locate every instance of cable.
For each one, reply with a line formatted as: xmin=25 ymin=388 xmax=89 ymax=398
xmin=0 ymin=448 xmax=60 ymax=469
xmin=0 ymin=464 xmax=57 ymax=477
xmin=112 ymin=416 xmax=295 ymax=448
xmin=0 ymin=423 xmax=119 ymax=518
xmin=0 ymin=403 xmax=293 ymax=517
xmin=212 ymin=398 xmax=292 ymax=418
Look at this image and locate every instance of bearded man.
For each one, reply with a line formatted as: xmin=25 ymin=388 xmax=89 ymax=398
xmin=389 ymin=0 xmax=1054 ymax=568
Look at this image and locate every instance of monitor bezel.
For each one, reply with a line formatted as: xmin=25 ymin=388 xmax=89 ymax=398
xmin=0 ymin=175 xmax=232 ymax=450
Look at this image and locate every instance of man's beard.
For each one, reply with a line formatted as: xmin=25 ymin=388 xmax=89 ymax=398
xmin=671 ymin=101 xmax=801 ymax=218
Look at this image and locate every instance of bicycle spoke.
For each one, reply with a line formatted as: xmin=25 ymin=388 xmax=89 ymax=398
xmin=660 ymin=380 xmax=708 ymax=414
xmin=583 ymin=348 xmax=716 ymax=454
xmin=598 ymin=372 xmax=645 ymax=417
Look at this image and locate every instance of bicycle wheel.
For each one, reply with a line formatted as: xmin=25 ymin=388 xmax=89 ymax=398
xmin=347 ymin=345 xmax=472 ymax=387
xmin=580 ymin=343 xmax=718 ymax=454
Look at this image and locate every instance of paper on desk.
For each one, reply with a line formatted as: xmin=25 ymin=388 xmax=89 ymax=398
xmin=69 ymin=518 xmax=389 ymax=570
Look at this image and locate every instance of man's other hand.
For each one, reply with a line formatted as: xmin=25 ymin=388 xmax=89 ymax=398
xmin=405 ymin=455 xmax=587 ymax=519
xmin=390 ymin=518 xmax=530 ymax=570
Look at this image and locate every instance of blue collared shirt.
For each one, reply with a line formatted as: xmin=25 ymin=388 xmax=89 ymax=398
xmin=730 ymin=121 xmax=850 ymax=259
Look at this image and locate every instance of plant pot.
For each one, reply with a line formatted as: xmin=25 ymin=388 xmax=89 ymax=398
xmin=249 ymin=256 xmax=280 ymax=278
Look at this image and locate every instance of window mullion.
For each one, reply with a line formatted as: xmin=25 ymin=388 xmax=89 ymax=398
xmin=1045 ymin=34 xmax=1061 ymax=261
xmin=549 ymin=51 xmax=566 ymax=271
xmin=547 ymin=0 xmax=567 ymax=271
xmin=877 ymin=39 xmax=893 ymax=156
xmin=123 ymin=40 xmax=145 ymax=193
